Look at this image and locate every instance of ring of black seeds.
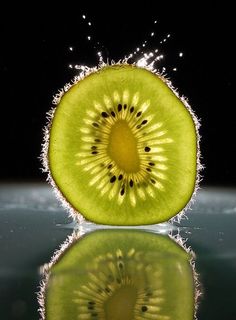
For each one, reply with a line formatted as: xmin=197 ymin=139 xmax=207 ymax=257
xmin=85 ymin=102 xmax=168 ymax=204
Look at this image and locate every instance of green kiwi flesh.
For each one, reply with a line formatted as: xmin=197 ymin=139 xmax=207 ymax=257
xmin=44 ymin=229 xmax=195 ymax=320
xmin=48 ymin=64 xmax=197 ymax=225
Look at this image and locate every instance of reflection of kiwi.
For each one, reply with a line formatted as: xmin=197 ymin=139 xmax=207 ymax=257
xmin=44 ymin=64 xmax=199 ymax=225
xmin=41 ymin=229 xmax=195 ymax=319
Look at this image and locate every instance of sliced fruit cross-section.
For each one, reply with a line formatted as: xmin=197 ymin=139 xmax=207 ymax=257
xmin=47 ymin=64 xmax=198 ymax=225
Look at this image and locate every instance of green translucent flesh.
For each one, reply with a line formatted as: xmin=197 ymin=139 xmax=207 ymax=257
xmin=45 ymin=230 xmax=195 ymax=320
xmin=49 ymin=65 xmax=197 ymax=225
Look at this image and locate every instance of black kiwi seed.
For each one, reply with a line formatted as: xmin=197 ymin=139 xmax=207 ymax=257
xmin=111 ymin=111 xmax=116 ymax=117
xmin=120 ymin=188 xmax=125 ymax=196
xmin=88 ymin=305 xmax=94 ymax=310
xmin=145 ymin=146 xmax=151 ymax=152
xmin=92 ymin=122 xmax=99 ymax=128
xmin=108 ymin=164 xmax=113 ymax=169
xmin=151 ymin=179 xmax=156 ymax=184
xmin=118 ymin=174 xmax=123 ymax=180
xmin=130 ymin=106 xmax=134 ymax=113
xmin=149 ymin=162 xmax=155 ymax=166
xmin=129 ymin=180 xmax=134 ymax=187
xmin=118 ymin=104 xmax=122 ymax=112
xmin=94 ymin=139 xmax=101 ymax=143
xmin=141 ymin=306 xmax=148 ymax=312
xmin=142 ymin=119 xmax=148 ymax=125
xmin=91 ymin=146 xmax=97 ymax=150
xmin=146 ymin=168 xmax=152 ymax=172
xmin=91 ymin=151 xmax=98 ymax=155
xmin=110 ymin=176 xmax=116 ymax=183
xmin=88 ymin=301 xmax=95 ymax=305
xmin=101 ymin=112 xmax=109 ymax=118
xmin=136 ymin=125 xmax=141 ymax=129
xmin=136 ymin=111 xmax=142 ymax=117
xmin=124 ymin=104 xmax=127 ymax=109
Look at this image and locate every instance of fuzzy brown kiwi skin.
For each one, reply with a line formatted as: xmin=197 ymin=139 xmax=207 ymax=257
xmin=41 ymin=62 xmax=202 ymax=224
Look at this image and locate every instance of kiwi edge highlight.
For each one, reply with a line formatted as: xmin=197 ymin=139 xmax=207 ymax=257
xmin=41 ymin=62 xmax=202 ymax=225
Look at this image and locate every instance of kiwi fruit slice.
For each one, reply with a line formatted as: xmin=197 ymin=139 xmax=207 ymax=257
xmin=45 ymin=64 xmax=199 ymax=225
xmin=41 ymin=229 xmax=196 ymax=320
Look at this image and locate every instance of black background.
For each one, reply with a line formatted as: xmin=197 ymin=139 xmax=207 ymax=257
xmin=1 ymin=3 xmax=235 ymax=185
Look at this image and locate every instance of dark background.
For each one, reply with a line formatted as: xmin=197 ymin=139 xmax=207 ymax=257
xmin=0 ymin=3 xmax=235 ymax=185
xmin=0 ymin=5 xmax=236 ymax=320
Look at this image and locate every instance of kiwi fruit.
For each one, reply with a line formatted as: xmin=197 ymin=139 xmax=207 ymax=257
xmin=40 ymin=229 xmax=196 ymax=320
xmin=43 ymin=64 xmax=199 ymax=225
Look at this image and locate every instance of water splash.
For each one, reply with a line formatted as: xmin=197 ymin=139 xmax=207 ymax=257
xmin=67 ymin=16 xmax=181 ymax=76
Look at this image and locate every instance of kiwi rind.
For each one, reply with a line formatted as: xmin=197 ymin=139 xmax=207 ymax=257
xmin=42 ymin=62 xmax=201 ymax=225
xmin=39 ymin=229 xmax=196 ymax=320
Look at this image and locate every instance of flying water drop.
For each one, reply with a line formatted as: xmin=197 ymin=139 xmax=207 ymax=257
xmin=67 ymin=15 xmax=184 ymax=77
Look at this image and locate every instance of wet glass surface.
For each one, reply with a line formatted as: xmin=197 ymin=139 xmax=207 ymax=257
xmin=41 ymin=229 xmax=195 ymax=320
xmin=0 ymin=183 xmax=236 ymax=319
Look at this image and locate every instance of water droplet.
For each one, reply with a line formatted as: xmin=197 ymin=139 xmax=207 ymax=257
xmin=67 ymin=15 xmax=183 ymax=80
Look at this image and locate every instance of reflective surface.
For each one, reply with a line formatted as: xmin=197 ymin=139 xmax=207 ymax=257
xmin=41 ymin=229 xmax=195 ymax=320
xmin=0 ymin=184 xmax=236 ymax=319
